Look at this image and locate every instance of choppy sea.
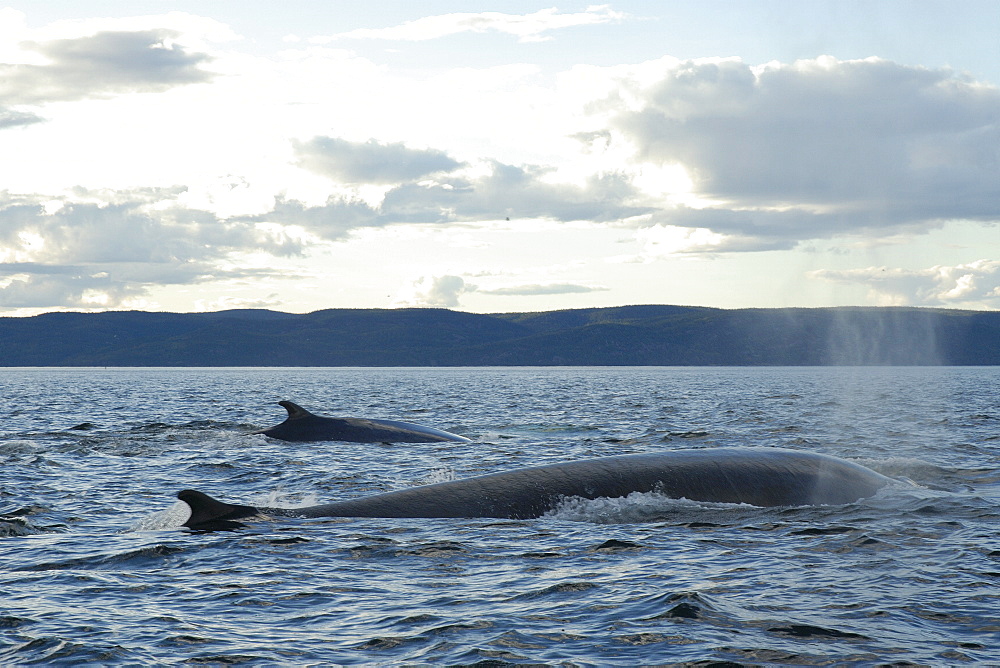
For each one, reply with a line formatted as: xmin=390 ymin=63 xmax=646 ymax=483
xmin=1 ymin=366 xmax=997 ymax=666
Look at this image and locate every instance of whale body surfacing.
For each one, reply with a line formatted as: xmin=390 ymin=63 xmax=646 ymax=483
xmin=178 ymin=448 xmax=892 ymax=529
xmin=254 ymin=400 xmax=471 ymax=443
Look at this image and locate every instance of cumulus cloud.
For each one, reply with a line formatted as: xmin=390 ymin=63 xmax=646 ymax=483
xmin=0 ymin=190 xmax=296 ymax=309
xmin=3 ymin=199 xmax=233 ymax=264
xmin=0 ymin=263 xmax=146 ymax=308
xmin=0 ymin=259 xmax=292 ymax=309
xmin=0 ymin=108 xmax=44 ymax=129
xmin=809 ymin=260 xmax=1000 ymax=308
xmin=254 ymin=196 xmax=381 ymax=240
xmin=382 ymin=162 xmax=649 ymax=223
xmin=273 ymin=57 xmax=1000 ymax=258
xmin=605 ymin=56 xmax=1000 ymax=248
xmin=294 ymin=137 xmax=463 ymax=184
xmin=393 ymin=275 xmax=471 ymax=308
xmin=259 ymin=158 xmax=652 ymax=239
xmin=320 ymin=5 xmax=625 ymax=43
xmin=0 ymin=29 xmax=214 ymax=104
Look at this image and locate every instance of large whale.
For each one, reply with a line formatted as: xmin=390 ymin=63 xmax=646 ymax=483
xmin=254 ymin=400 xmax=471 ymax=443
xmin=178 ymin=448 xmax=893 ymax=529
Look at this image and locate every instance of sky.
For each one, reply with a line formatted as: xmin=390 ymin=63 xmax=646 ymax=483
xmin=1 ymin=1 xmax=998 ymax=315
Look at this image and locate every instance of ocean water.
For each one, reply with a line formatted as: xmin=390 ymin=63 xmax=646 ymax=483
xmin=1 ymin=366 xmax=997 ymax=666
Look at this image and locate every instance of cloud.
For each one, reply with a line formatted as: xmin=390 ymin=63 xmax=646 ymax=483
xmin=0 ymin=29 xmax=214 ymax=104
xmin=0 ymin=108 xmax=44 ymax=129
xmin=260 ymin=158 xmax=653 ymax=239
xmin=391 ymin=276 xmax=609 ymax=308
xmin=809 ymin=259 xmax=1000 ymax=307
xmin=193 ymin=294 xmax=284 ymax=312
xmin=622 ymin=222 xmax=783 ymax=259
xmin=481 ymin=283 xmax=608 ymax=296
xmin=0 ymin=259 xmax=293 ymax=309
xmin=634 ymin=207 xmax=861 ymax=252
xmin=383 ymin=162 xmax=650 ymax=223
xmin=0 ymin=262 xmax=147 ymax=308
xmin=254 ymin=196 xmax=381 ymax=241
xmin=605 ymin=56 xmax=1000 ymax=247
xmin=393 ymin=275 xmax=471 ymax=308
xmin=320 ymin=5 xmax=625 ymax=43
xmin=0 ymin=189 xmax=297 ymax=309
xmin=2 ymin=198 xmax=234 ymax=265
xmin=294 ymin=137 xmax=463 ymax=184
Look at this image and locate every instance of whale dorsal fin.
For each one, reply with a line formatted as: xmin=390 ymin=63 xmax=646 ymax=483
xmin=278 ymin=400 xmax=313 ymax=420
xmin=178 ymin=490 xmax=258 ymax=528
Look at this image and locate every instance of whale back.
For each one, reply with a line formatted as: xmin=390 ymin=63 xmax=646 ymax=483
xmin=281 ymin=448 xmax=889 ymax=519
xmin=255 ymin=400 xmax=471 ymax=443
xmin=180 ymin=448 xmax=892 ymax=528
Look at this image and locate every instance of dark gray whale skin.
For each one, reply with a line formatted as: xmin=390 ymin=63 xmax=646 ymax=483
xmin=254 ymin=400 xmax=471 ymax=443
xmin=179 ymin=448 xmax=892 ymax=528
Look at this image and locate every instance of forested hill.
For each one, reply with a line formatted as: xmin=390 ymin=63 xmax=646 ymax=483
xmin=1 ymin=305 xmax=997 ymax=366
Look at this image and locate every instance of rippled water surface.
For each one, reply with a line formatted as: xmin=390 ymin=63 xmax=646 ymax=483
xmin=1 ymin=367 xmax=997 ymax=665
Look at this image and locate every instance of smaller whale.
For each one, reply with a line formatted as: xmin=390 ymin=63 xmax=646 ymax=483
xmin=178 ymin=448 xmax=894 ymax=529
xmin=254 ymin=400 xmax=471 ymax=443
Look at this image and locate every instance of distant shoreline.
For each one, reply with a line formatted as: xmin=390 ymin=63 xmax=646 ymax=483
xmin=2 ymin=305 xmax=997 ymax=366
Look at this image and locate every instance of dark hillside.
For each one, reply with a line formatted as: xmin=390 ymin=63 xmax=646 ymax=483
xmin=497 ymin=304 xmax=716 ymax=332
xmin=0 ymin=305 xmax=996 ymax=366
